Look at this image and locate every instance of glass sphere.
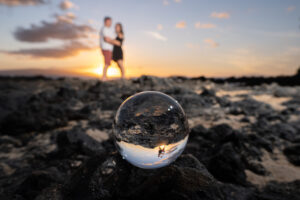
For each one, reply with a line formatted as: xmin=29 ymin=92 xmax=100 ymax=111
xmin=113 ymin=91 xmax=189 ymax=169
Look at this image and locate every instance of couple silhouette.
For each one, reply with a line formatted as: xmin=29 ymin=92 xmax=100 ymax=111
xmin=100 ymin=17 xmax=125 ymax=81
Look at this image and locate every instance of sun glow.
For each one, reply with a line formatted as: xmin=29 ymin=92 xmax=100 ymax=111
xmin=76 ymin=62 xmax=122 ymax=78
xmin=107 ymin=64 xmax=121 ymax=77
xmin=91 ymin=66 xmax=102 ymax=76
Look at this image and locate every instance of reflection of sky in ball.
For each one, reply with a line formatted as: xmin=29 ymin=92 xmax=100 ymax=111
xmin=117 ymin=135 xmax=188 ymax=169
xmin=114 ymin=91 xmax=189 ymax=169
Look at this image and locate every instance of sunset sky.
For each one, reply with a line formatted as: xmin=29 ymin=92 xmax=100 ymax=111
xmin=0 ymin=0 xmax=299 ymax=78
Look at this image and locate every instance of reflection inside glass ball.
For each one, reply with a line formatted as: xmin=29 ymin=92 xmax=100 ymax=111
xmin=113 ymin=91 xmax=189 ymax=169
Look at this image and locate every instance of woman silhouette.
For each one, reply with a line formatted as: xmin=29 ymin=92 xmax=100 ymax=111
xmin=112 ymin=23 xmax=125 ymax=79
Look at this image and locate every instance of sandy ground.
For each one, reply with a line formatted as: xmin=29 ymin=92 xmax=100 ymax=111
xmin=246 ymin=148 xmax=300 ymax=187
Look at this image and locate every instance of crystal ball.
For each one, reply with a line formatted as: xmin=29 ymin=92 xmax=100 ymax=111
xmin=113 ymin=91 xmax=189 ymax=169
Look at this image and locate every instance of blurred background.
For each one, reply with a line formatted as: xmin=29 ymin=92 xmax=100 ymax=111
xmin=0 ymin=0 xmax=299 ymax=78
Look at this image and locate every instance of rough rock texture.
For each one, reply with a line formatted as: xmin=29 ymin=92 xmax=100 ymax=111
xmin=0 ymin=76 xmax=300 ymax=200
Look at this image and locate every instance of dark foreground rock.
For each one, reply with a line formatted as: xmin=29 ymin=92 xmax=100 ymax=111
xmin=62 ymin=154 xmax=219 ymax=200
xmin=284 ymin=144 xmax=300 ymax=166
xmin=0 ymin=76 xmax=300 ymax=200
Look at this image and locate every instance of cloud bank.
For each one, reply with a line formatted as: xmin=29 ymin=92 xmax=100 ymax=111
xmin=163 ymin=0 xmax=169 ymax=6
xmin=175 ymin=21 xmax=186 ymax=29
xmin=0 ymin=0 xmax=45 ymax=6
xmin=204 ymin=39 xmax=219 ymax=48
xmin=145 ymin=31 xmax=167 ymax=41
xmin=1 ymin=13 xmax=97 ymax=59
xmin=287 ymin=6 xmax=296 ymax=12
xmin=157 ymin=24 xmax=163 ymax=30
xmin=211 ymin=12 xmax=230 ymax=19
xmin=13 ymin=13 xmax=95 ymax=43
xmin=2 ymin=41 xmax=95 ymax=59
xmin=59 ymin=0 xmax=76 ymax=10
xmin=195 ymin=22 xmax=216 ymax=29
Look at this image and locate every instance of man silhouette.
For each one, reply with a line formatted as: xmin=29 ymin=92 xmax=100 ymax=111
xmin=100 ymin=16 xmax=115 ymax=81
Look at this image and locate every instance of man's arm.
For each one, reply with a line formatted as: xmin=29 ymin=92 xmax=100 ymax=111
xmin=104 ymin=36 xmax=121 ymax=46
xmin=104 ymin=36 xmax=112 ymax=43
xmin=102 ymin=28 xmax=121 ymax=46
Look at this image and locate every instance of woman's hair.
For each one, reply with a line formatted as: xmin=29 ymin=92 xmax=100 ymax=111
xmin=116 ymin=23 xmax=124 ymax=35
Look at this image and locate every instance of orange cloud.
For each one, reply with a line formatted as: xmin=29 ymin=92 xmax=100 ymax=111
xmin=2 ymin=41 xmax=96 ymax=59
xmin=211 ymin=12 xmax=230 ymax=19
xmin=0 ymin=0 xmax=45 ymax=6
xmin=287 ymin=6 xmax=296 ymax=12
xmin=157 ymin=24 xmax=163 ymax=30
xmin=55 ymin=12 xmax=76 ymax=23
xmin=59 ymin=0 xmax=76 ymax=10
xmin=204 ymin=39 xmax=219 ymax=48
xmin=175 ymin=21 xmax=186 ymax=29
xmin=13 ymin=14 xmax=95 ymax=42
xmin=195 ymin=22 xmax=216 ymax=29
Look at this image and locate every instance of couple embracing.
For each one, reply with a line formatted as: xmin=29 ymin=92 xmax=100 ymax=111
xmin=100 ymin=16 xmax=125 ymax=81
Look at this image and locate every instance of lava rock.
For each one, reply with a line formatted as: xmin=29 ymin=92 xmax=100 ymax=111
xmin=208 ymin=143 xmax=247 ymax=185
xmin=62 ymin=154 xmax=220 ymax=200
xmin=190 ymin=124 xmax=207 ymax=139
xmin=56 ymin=127 xmax=106 ymax=156
xmin=1 ymin=76 xmax=300 ymax=200
xmin=284 ymin=144 xmax=300 ymax=166
xmin=231 ymin=97 xmax=274 ymax=116
xmin=200 ymin=88 xmax=216 ymax=97
xmin=14 ymin=170 xmax=62 ymax=199
xmin=257 ymin=180 xmax=300 ymax=200
xmin=274 ymin=123 xmax=297 ymax=142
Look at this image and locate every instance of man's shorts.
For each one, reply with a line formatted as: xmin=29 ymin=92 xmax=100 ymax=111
xmin=102 ymin=50 xmax=112 ymax=65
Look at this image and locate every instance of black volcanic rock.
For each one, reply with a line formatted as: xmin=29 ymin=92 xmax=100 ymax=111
xmin=274 ymin=123 xmax=297 ymax=142
xmin=62 ymin=154 xmax=219 ymax=200
xmin=15 ymin=170 xmax=63 ymax=200
xmin=1 ymin=103 xmax=69 ymax=135
xmin=1 ymin=76 xmax=300 ymax=200
xmin=231 ymin=97 xmax=274 ymax=116
xmin=284 ymin=144 xmax=300 ymax=166
xmin=296 ymin=67 xmax=300 ymax=78
xmin=201 ymin=88 xmax=216 ymax=97
xmin=56 ymin=127 xmax=106 ymax=156
xmin=190 ymin=124 xmax=207 ymax=139
xmin=57 ymin=86 xmax=78 ymax=99
xmin=208 ymin=143 xmax=247 ymax=185
xmin=207 ymin=124 xmax=235 ymax=142
xmin=257 ymin=180 xmax=300 ymax=200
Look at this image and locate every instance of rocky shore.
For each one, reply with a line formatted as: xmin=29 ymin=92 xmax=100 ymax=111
xmin=0 ymin=75 xmax=300 ymax=200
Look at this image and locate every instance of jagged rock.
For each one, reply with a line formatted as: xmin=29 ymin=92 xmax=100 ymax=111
xmin=0 ymin=76 xmax=300 ymax=199
xmin=62 ymin=154 xmax=219 ymax=200
xmin=284 ymin=144 xmax=300 ymax=166
xmin=208 ymin=143 xmax=247 ymax=185
xmin=56 ymin=127 xmax=107 ymax=156
xmin=257 ymin=181 xmax=300 ymax=200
